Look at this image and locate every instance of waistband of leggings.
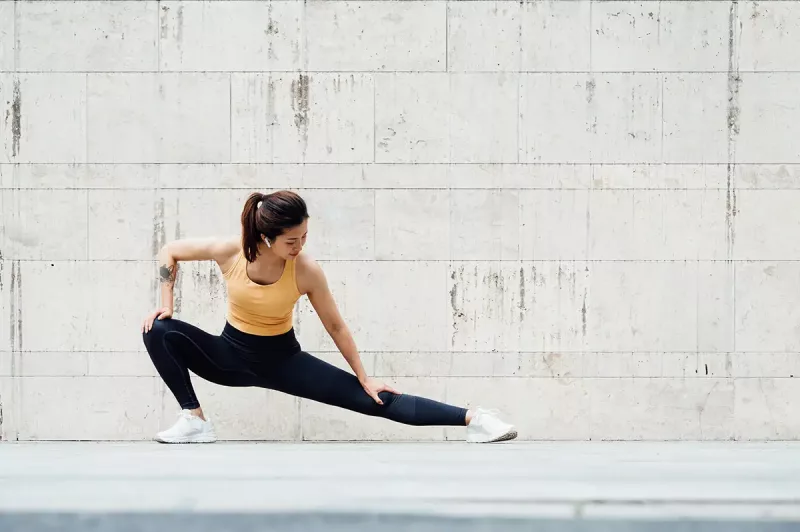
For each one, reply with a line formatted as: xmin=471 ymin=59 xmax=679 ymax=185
xmin=221 ymin=322 xmax=301 ymax=354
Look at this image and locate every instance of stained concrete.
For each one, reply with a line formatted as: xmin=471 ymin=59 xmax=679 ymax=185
xmin=2 ymin=441 xmax=800 ymax=530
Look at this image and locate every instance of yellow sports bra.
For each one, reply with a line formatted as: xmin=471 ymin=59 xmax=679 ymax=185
xmin=221 ymin=251 xmax=301 ymax=336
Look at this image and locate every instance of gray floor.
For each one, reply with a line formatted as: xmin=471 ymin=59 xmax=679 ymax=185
xmin=2 ymin=441 xmax=800 ymax=530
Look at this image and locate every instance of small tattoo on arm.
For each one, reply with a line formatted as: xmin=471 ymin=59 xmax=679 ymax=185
xmin=159 ymin=264 xmax=176 ymax=284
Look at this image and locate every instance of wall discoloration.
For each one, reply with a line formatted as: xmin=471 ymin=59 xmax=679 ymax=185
xmin=172 ymin=197 xmax=182 ymax=314
xmin=11 ymin=79 xmax=21 ymax=158
xmin=150 ymin=198 xmax=165 ymax=308
xmin=725 ymin=1 xmax=741 ymax=256
xmin=9 ymin=261 xmax=16 ymax=355
xmin=290 ymin=74 xmax=311 ymax=151
xmin=159 ymin=5 xmax=170 ymax=40
xmin=266 ymin=4 xmax=278 ymax=61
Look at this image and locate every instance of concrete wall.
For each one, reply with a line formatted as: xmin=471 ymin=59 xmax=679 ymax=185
xmin=1 ymin=0 xmax=799 ymax=441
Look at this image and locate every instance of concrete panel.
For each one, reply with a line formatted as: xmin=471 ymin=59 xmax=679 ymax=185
xmin=697 ymin=262 xmax=735 ymax=353
xmin=0 ymin=3 xmax=14 ymax=71
xmin=663 ymin=74 xmax=729 ymax=164
xmin=376 ymin=72 xmax=519 ymax=164
xmin=520 ymin=0 xmax=591 ymax=72
xmin=519 ymin=190 xmax=589 ymax=260
xmin=590 ymin=164 xmax=728 ymax=189
xmin=372 ymin=352 xmax=454 ymax=378
xmin=19 ymin=261 xmax=154 ymax=352
xmin=1 ymin=189 xmax=88 ymax=260
xmin=736 ymin=262 xmax=800 ymax=352
xmin=160 ymin=1 xmax=304 ymax=71
xmin=733 ymin=378 xmax=800 ymax=440
xmin=0 ymin=260 xmax=10 ymax=356
xmin=231 ymin=73 xmax=373 ymax=163
xmin=735 ymin=164 xmax=800 ymax=190
xmin=300 ymin=377 xmax=448 ymax=441
xmin=736 ymin=73 xmax=800 ymax=163
xmin=740 ymin=2 xmax=800 ymax=71
xmin=161 ymin=188 xmax=239 ymax=242
xmin=15 ymin=352 xmax=88 ymax=377
xmin=449 ymin=74 xmax=518 ymax=163
xmin=374 ymin=73 xmax=449 ymax=163
xmin=298 ymin=189 xmax=374 ymax=261
xmin=447 ymin=2 xmax=520 ymax=72
xmin=18 ymin=1 xmax=157 ymax=71
xmin=587 ymin=190 xmax=728 ymax=261
xmin=586 ymin=262 xmax=707 ymax=352
xmin=158 ymin=163 xmax=301 ymax=190
xmin=519 ymin=74 xmax=592 ymax=163
xmin=449 ymin=164 xmax=592 ymax=190
xmin=354 ymin=164 xmax=448 ymax=189
xmin=374 ymin=189 xmax=449 ymax=260
xmin=294 ymin=261 xmax=448 ymax=353
xmin=0 ymin=377 xmax=20 ymax=440
xmin=592 ymin=74 xmax=662 ymax=163
xmin=1 ymin=164 xmax=158 ymax=190
xmin=371 ymin=351 xmax=754 ymax=380
xmin=0 ymin=74 xmax=87 ymax=164
xmin=586 ymin=378 xmax=735 ymax=441
xmin=449 ymin=262 xmax=590 ymax=353
xmin=88 ymin=189 xmax=157 ymax=261
xmin=87 ymin=73 xmax=230 ymax=163
xmin=731 ymin=354 xmax=800 ymax=379
xmin=15 ymin=376 xmax=161 ymax=440
xmin=443 ymin=164 xmax=579 ymax=189
xmin=735 ymin=190 xmax=800 ymax=260
xmin=306 ymin=2 xmax=446 ymax=72
xmin=450 ymin=189 xmax=519 ymax=261
xmin=592 ymin=1 xmax=729 ymax=72
xmin=161 ymin=379 xmax=301 ymax=441
xmin=171 ymin=260 xmax=229 ymax=335
xmin=87 ymin=352 xmax=158 ymax=377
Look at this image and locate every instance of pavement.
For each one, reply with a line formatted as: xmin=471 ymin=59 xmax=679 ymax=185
xmin=2 ymin=441 xmax=800 ymax=531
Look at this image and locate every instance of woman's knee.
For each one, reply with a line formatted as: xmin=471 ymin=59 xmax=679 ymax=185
xmin=142 ymin=318 xmax=172 ymax=348
xmin=378 ymin=391 xmax=398 ymax=405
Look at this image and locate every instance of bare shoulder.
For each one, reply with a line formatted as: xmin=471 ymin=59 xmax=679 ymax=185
xmin=213 ymin=236 xmax=242 ymax=273
xmin=294 ymin=252 xmax=326 ymax=295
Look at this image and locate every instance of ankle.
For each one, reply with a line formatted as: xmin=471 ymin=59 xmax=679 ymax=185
xmin=465 ymin=409 xmax=474 ymax=425
xmin=189 ymin=407 xmax=206 ymax=421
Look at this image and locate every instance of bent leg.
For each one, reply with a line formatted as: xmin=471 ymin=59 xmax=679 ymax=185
xmin=258 ymin=351 xmax=468 ymax=426
xmin=142 ymin=318 xmax=258 ymax=409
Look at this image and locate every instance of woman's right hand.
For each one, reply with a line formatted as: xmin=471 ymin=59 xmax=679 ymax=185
xmin=142 ymin=307 xmax=173 ymax=333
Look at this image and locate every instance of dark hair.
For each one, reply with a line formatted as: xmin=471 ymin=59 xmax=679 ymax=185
xmin=241 ymin=190 xmax=309 ymax=262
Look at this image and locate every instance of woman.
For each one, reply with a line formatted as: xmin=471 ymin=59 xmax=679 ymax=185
xmin=141 ymin=190 xmax=517 ymax=444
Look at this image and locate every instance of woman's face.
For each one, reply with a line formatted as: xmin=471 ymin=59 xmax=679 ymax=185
xmin=268 ymin=219 xmax=308 ymax=259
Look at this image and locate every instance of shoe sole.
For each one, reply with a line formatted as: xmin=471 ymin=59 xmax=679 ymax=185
xmin=490 ymin=429 xmax=517 ymax=443
xmin=467 ymin=428 xmax=518 ymax=444
xmin=154 ymin=435 xmax=217 ymax=444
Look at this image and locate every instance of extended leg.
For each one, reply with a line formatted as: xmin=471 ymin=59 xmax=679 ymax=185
xmin=257 ymin=350 xmax=468 ymax=426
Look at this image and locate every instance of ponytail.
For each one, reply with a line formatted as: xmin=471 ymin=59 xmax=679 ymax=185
xmin=240 ymin=190 xmax=310 ymax=263
xmin=241 ymin=192 xmax=266 ymax=263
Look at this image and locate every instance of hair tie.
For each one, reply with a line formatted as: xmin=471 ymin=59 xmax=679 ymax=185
xmin=257 ymin=201 xmax=263 ymax=209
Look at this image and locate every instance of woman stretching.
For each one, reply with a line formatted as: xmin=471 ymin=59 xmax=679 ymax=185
xmin=141 ymin=190 xmax=517 ymax=444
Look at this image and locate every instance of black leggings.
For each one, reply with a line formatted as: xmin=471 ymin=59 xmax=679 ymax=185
xmin=142 ymin=319 xmax=468 ymax=427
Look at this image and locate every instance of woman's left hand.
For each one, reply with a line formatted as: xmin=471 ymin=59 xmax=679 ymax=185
xmin=360 ymin=377 xmax=399 ymax=405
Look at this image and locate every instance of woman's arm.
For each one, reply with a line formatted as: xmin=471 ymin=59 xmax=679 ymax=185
xmin=143 ymin=237 xmax=239 ymax=332
xmin=297 ymin=254 xmax=398 ymax=404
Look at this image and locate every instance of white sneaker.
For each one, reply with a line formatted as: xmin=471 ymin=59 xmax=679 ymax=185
xmin=466 ymin=408 xmax=517 ymax=443
xmin=155 ymin=410 xmax=217 ymax=444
